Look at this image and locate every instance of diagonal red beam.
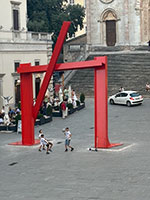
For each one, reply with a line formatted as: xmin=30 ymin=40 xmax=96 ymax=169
xmin=17 ymin=58 xmax=104 ymax=74
xmin=32 ymin=21 xmax=71 ymax=120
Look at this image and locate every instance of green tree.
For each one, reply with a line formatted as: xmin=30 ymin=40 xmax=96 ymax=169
xmin=27 ymin=0 xmax=85 ymax=47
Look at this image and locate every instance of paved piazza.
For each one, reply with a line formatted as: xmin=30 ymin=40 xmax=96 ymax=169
xmin=1 ymin=98 xmax=150 ymax=200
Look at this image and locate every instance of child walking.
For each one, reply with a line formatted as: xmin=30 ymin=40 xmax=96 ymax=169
xmin=39 ymin=129 xmax=46 ymax=150
xmin=63 ymin=127 xmax=74 ymax=152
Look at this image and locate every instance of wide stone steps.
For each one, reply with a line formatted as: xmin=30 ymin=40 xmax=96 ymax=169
xmin=67 ymin=53 xmax=150 ymax=97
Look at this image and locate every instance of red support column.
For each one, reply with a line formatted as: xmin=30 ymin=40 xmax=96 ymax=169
xmin=20 ymin=64 xmax=35 ymax=145
xmin=94 ymin=57 xmax=122 ymax=148
xmin=9 ymin=63 xmax=36 ymax=145
xmin=94 ymin=61 xmax=110 ymax=148
xmin=9 ymin=63 xmax=39 ymax=145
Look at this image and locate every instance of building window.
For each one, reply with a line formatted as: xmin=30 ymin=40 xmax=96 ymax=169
xmin=85 ymin=26 xmax=87 ymax=32
xmin=13 ymin=9 xmax=19 ymax=30
xmin=11 ymin=1 xmax=21 ymax=31
xmin=35 ymin=77 xmax=41 ymax=98
xmin=15 ymin=79 xmax=20 ymax=106
xmin=14 ymin=61 xmax=20 ymax=72
xmin=70 ymin=0 xmax=74 ymax=5
xmin=35 ymin=60 xmax=40 ymax=66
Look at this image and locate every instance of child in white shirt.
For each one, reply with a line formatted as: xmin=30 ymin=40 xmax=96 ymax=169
xmin=38 ymin=130 xmax=53 ymax=154
xmin=64 ymin=127 xmax=74 ymax=152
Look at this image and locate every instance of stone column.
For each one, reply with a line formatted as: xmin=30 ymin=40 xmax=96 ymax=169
xmin=140 ymin=0 xmax=150 ymax=44
xmin=0 ymin=74 xmax=5 ymax=108
xmin=86 ymin=0 xmax=92 ymax=45
xmin=134 ymin=0 xmax=141 ymax=45
xmin=46 ymin=40 xmax=53 ymax=97
xmin=124 ymin=0 xmax=130 ymax=45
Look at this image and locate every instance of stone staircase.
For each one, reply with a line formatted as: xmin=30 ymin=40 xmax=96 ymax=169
xmin=67 ymin=52 xmax=150 ymax=97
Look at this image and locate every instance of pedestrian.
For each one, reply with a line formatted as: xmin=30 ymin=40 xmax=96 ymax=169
xmin=63 ymin=127 xmax=74 ymax=152
xmin=146 ymin=82 xmax=150 ymax=91
xmin=119 ymin=86 xmax=124 ymax=92
xmin=38 ymin=130 xmax=53 ymax=154
xmin=39 ymin=129 xmax=46 ymax=150
xmin=61 ymin=100 xmax=67 ymax=119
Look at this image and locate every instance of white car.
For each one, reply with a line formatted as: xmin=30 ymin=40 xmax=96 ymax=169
xmin=109 ymin=91 xmax=143 ymax=106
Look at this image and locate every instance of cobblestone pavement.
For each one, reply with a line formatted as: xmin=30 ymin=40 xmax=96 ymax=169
xmin=1 ymin=98 xmax=150 ymax=200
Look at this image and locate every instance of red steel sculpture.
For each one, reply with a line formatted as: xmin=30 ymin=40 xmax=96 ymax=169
xmin=11 ymin=21 xmax=121 ymax=148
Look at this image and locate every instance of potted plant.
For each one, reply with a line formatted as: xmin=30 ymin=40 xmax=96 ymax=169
xmin=76 ymin=100 xmax=80 ymax=107
xmin=80 ymin=93 xmax=85 ymax=103
xmin=79 ymin=93 xmax=85 ymax=110
xmin=45 ymin=105 xmax=53 ymax=122
xmin=37 ymin=113 xmax=45 ymax=125
xmin=67 ymin=103 xmax=73 ymax=110
xmin=67 ymin=103 xmax=75 ymax=114
xmin=37 ymin=113 xmax=44 ymax=119
xmin=46 ymin=105 xmax=52 ymax=116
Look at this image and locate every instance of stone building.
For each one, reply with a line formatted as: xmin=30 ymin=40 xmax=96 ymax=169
xmin=86 ymin=0 xmax=150 ymax=49
xmin=64 ymin=0 xmax=150 ymax=97
xmin=0 ymin=0 xmax=52 ymax=108
xmin=64 ymin=0 xmax=150 ymax=62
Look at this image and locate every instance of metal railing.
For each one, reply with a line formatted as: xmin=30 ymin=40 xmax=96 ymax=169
xmin=59 ymin=53 xmax=88 ymax=86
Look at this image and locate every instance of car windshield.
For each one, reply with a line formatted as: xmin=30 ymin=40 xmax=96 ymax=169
xmin=130 ymin=93 xmax=140 ymax=97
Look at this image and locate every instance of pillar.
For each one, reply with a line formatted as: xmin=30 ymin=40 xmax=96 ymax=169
xmin=20 ymin=64 xmax=34 ymax=145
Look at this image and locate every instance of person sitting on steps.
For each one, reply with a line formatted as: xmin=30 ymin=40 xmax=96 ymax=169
xmin=146 ymin=82 xmax=150 ymax=92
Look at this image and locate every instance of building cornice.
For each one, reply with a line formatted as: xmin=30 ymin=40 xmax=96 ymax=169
xmin=10 ymin=1 xmax=21 ymax=5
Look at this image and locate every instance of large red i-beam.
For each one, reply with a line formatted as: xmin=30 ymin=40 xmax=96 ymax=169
xmin=10 ymin=21 xmax=121 ymax=148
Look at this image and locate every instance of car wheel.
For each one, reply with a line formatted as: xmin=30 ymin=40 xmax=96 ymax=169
xmin=110 ymin=99 xmax=114 ymax=105
xmin=126 ymin=101 xmax=131 ymax=107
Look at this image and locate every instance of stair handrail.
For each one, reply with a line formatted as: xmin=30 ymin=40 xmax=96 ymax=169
xmin=58 ymin=53 xmax=88 ymax=86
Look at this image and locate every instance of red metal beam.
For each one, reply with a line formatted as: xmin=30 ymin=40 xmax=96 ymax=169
xmin=32 ymin=21 xmax=71 ymax=120
xmin=17 ymin=58 xmax=104 ymax=74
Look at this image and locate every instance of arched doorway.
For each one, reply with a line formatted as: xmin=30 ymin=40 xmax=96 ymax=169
xmin=101 ymin=9 xmax=118 ymax=46
xmin=106 ymin=20 xmax=116 ymax=46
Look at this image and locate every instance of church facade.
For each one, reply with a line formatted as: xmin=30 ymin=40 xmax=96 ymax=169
xmin=86 ymin=0 xmax=150 ymax=47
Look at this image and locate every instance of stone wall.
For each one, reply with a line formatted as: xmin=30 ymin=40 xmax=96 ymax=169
xmin=63 ymin=34 xmax=87 ymax=62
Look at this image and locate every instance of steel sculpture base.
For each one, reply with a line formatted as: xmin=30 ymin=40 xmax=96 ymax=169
xmin=9 ymin=139 xmax=40 ymax=146
xmin=101 ymin=143 xmax=123 ymax=148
